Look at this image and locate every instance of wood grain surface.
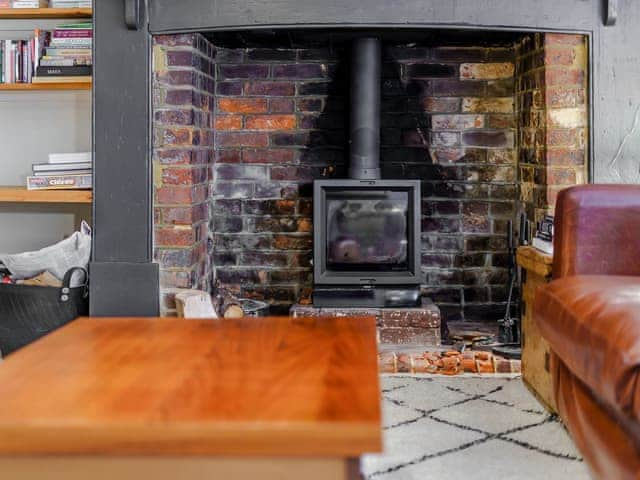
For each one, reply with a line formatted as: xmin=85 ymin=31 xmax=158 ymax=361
xmin=0 ymin=7 xmax=91 ymax=18
xmin=0 ymin=83 xmax=91 ymax=91
xmin=0 ymin=317 xmax=381 ymax=457
xmin=0 ymin=186 xmax=92 ymax=204
xmin=516 ymin=246 xmax=553 ymax=278
xmin=517 ymin=247 xmax=556 ymax=412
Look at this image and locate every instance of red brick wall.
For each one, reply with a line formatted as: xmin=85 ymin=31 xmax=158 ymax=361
xmin=516 ymin=33 xmax=588 ymax=223
xmin=212 ymin=47 xmax=339 ymax=314
xmin=152 ymin=34 xmax=216 ymax=314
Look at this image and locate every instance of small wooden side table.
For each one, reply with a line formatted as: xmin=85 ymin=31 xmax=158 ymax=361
xmin=516 ymin=246 xmax=556 ymax=412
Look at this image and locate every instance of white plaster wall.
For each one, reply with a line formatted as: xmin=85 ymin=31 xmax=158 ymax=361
xmin=0 ymin=19 xmax=91 ymax=254
xmin=0 ymin=89 xmax=91 ymax=254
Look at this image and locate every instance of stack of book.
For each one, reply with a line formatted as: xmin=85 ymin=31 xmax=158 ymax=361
xmin=49 ymin=0 xmax=91 ymax=7
xmin=33 ymin=22 xmax=91 ymax=84
xmin=0 ymin=29 xmax=48 ymax=84
xmin=531 ymin=215 xmax=554 ymax=255
xmin=0 ymin=25 xmax=92 ymax=84
xmin=27 ymin=152 xmax=92 ymax=190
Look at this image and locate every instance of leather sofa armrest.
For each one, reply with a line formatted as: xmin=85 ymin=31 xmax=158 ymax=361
xmin=553 ymin=185 xmax=640 ymax=279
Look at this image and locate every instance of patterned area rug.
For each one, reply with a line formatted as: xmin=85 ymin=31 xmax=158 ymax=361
xmin=362 ymin=375 xmax=592 ymax=480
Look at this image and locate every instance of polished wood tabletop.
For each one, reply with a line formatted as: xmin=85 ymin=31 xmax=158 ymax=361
xmin=0 ymin=317 xmax=381 ymax=457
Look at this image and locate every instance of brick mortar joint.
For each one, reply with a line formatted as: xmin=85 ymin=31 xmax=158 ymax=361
xmin=160 ymin=66 xmax=216 ymax=79
xmin=154 ymin=85 xmax=216 ymax=98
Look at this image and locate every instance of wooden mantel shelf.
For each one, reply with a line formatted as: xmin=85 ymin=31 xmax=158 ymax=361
xmin=0 ymin=7 xmax=92 ymax=19
xmin=0 ymin=186 xmax=92 ymax=204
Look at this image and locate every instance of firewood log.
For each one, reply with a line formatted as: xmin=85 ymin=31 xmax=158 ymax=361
xmin=212 ymin=281 xmax=244 ymax=318
xmin=223 ymin=304 xmax=244 ymax=319
xmin=175 ymin=290 xmax=217 ymax=319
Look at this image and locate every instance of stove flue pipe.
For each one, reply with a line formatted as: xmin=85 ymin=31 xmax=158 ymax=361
xmin=349 ymin=37 xmax=382 ymax=180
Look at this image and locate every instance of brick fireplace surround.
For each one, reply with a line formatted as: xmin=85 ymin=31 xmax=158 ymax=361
xmin=151 ymin=31 xmax=588 ymax=332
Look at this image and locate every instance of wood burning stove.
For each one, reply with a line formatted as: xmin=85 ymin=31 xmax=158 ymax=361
xmin=313 ymin=179 xmax=422 ymax=307
xmin=312 ymin=37 xmax=422 ymax=307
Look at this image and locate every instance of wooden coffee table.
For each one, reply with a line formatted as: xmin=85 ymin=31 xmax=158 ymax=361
xmin=0 ymin=316 xmax=381 ymax=479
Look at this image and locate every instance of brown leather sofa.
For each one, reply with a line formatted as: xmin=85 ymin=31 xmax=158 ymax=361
xmin=535 ymin=184 xmax=640 ymax=479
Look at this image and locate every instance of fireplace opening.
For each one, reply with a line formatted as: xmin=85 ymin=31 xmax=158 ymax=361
xmin=152 ymin=28 xmax=589 ymax=339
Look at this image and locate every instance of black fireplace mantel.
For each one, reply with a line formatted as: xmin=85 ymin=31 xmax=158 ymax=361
xmin=91 ymin=0 xmax=640 ymax=315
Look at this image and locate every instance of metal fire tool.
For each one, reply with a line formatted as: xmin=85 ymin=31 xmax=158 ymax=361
xmin=494 ymin=220 xmax=521 ymax=359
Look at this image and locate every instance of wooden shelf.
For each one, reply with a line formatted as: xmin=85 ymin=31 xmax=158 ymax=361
xmin=0 ymin=82 xmax=91 ymax=91
xmin=0 ymin=8 xmax=91 ymax=19
xmin=0 ymin=186 xmax=92 ymax=204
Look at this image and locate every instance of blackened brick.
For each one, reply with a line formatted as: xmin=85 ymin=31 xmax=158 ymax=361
xmin=219 ymin=64 xmax=269 ymax=79
xmin=245 ymin=81 xmax=295 ymax=96
xmin=216 ymin=81 xmax=243 ymax=95
xmin=405 ymin=63 xmax=457 ymax=78
xmin=272 ymin=63 xmax=327 ymax=78
xmin=246 ymin=49 xmax=297 ymax=62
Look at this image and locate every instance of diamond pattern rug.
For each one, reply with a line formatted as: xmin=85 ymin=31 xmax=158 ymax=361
xmin=362 ymin=375 xmax=592 ymax=480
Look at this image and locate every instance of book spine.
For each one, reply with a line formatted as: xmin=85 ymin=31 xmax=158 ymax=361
xmin=3 ymin=41 xmax=9 ymax=84
xmin=53 ymin=31 xmax=92 ymax=39
xmin=34 ymin=28 xmax=41 ymax=71
xmin=46 ymin=48 xmax=91 ymax=56
xmin=12 ymin=43 xmax=17 ymax=83
xmin=33 ymin=169 xmax=92 ymax=177
xmin=27 ymin=174 xmax=92 ymax=191
xmin=39 ymin=58 xmax=76 ymax=67
xmin=35 ymin=65 xmax=91 ymax=77
xmin=18 ymin=42 xmax=23 ymax=83
xmin=33 ymin=161 xmax=92 ymax=171
xmin=50 ymin=38 xmax=92 ymax=46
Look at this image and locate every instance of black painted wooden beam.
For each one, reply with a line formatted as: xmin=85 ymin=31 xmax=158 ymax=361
xmin=91 ymin=0 xmax=159 ymax=316
xmin=149 ymin=0 xmax=594 ymax=33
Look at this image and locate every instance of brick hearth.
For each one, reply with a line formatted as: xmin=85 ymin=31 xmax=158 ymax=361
xmin=291 ymin=298 xmax=441 ymax=345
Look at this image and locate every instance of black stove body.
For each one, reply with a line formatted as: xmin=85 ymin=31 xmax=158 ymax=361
xmin=313 ymin=179 xmax=422 ymax=307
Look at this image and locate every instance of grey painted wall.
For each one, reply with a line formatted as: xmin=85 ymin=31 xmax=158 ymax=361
xmin=593 ymin=0 xmax=640 ymax=183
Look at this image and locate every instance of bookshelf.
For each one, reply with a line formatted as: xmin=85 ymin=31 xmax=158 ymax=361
xmin=0 ymin=186 xmax=92 ymax=204
xmin=0 ymin=8 xmax=93 ymax=205
xmin=0 ymin=8 xmax=92 ymax=19
xmin=0 ymin=8 xmax=93 ymax=252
